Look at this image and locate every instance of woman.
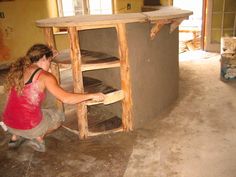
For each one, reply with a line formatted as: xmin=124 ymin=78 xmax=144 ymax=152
xmin=2 ymin=44 xmax=105 ymax=152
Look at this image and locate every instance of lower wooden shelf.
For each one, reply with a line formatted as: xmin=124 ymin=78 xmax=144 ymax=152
xmin=52 ymin=49 xmax=120 ymax=71
xmin=62 ymin=105 xmax=123 ymax=137
xmin=62 ymin=125 xmax=123 ymax=137
xmin=56 ymin=76 xmax=123 ymax=136
xmin=86 ymin=90 xmax=124 ymax=106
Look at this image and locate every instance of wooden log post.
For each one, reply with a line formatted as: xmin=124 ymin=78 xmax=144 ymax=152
xmin=82 ymin=0 xmax=89 ymax=14
xmin=116 ymin=23 xmax=133 ymax=131
xmin=43 ymin=27 xmax=64 ymax=112
xmin=68 ymin=27 xmax=88 ymax=139
xmin=150 ymin=19 xmax=170 ymax=40
xmin=150 ymin=22 xmax=165 ymax=40
xmin=43 ymin=27 xmax=56 ymax=49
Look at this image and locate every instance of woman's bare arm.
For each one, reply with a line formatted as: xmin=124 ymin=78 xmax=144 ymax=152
xmin=42 ymin=72 xmax=104 ymax=104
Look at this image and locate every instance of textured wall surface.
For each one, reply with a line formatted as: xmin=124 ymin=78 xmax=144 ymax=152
xmin=79 ymin=22 xmax=179 ymax=128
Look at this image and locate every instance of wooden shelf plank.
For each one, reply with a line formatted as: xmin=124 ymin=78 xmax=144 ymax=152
xmin=88 ymin=127 xmax=123 ymax=136
xmin=76 ymin=24 xmax=116 ymax=30
xmin=52 ymin=49 xmax=120 ymax=71
xmin=81 ymin=59 xmax=120 ymax=71
xmin=62 ymin=125 xmax=123 ymax=137
xmin=86 ymin=90 xmax=124 ymax=106
xmin=36 ymin=13 xmax=146 ymax=28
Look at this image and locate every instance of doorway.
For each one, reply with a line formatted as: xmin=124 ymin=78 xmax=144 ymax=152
xmin=204 ymin=0 xmax=236 ymax=52
xmin=173 ymin=0 xmax=204 ymax=53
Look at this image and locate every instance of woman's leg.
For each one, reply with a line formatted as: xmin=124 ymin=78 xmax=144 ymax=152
xmin=41 ymin=108 xmax=64 ymax=137
xmin=44 ymin=122 xmax=62 ymax=137
xmin=27 ymin=109 xmax=64 ymax=152
xmin=10 ymin=134 xmax=18 ymax=141
xmin=35 ymin=136 xmax=44 ymax=142
xmin=8 ymin=134 xmax=25 ymax=148
xmin=27 ymin=136 xmax=46 ymax=152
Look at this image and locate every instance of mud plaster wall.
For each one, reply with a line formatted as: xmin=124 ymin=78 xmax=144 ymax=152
xmin=0 ymin=28 xmax=10 ymax=61
xmin=79 ymin=22 xmax=179 ymax=128
xmin=113 ymin=0 xmax=144 ymax=13
xmin=0 ymin=0 xmax=60 ymax=63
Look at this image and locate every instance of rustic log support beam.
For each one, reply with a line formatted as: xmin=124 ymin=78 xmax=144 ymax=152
xmin=150 ymin=19 xmax=171 ymax=40
xmin=68 ymin=27 xmax=88 ymax=139
xmin=116 ymin=23 xmax=133 ymax=131
xmin=50 ymin=62 xmax=65 ymax=112
xmin=169 ymin=17 xmax=187 ymax=33
xmin=43 ymin=28 xmax=65 ymax=112
xmin=43 ymin=27 xmax=56 ymax=49
xmin=150 ymin=17 xmax=188 ymax=40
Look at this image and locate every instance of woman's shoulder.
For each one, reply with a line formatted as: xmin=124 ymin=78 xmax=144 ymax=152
xmin=38 ymin=69 xmax=52 ymax=77
xmin=39 ymin=70 xmax=57 ymax=81
xmin=37 ymin=70 xmax=58 ymax=90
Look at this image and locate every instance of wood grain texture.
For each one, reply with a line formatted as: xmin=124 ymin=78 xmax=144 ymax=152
xmin=36 ymin=8 xmax=192 ymax=28
xmin=86 ymin=90 xmax=124 ymax=106
xmin=43 ymin=27 xmax=65 ymax=111
xmin=68 ymin=27 xmax=88 ymax=139
xmin=116 ymin=23 xmax=133 ymax=131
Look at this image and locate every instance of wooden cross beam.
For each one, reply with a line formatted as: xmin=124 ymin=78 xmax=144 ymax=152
xmin=150 ymin=17 xmax=188 ymax=40
xmin=150 ymin=19 xmax=171 ymax=40
xmin=169 ymin=17 xmax=187 ymax=33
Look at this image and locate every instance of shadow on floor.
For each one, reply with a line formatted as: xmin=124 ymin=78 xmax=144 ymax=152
xmin=0 ymin=66 xmax=136 ymax=177
xmin=0 ymin=126 xmax=137 ymax=177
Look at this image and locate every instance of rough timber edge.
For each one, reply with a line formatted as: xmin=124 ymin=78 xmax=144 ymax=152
xmin=36 ymin=7 xmax=192 ymax=28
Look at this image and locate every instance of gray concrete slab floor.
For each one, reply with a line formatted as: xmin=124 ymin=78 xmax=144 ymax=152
xmin=1 ymin=51 xmax=236 ymax=177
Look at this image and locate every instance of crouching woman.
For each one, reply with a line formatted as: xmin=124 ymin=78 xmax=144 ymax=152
xmin=2 ymin=44 xmax=105 ymax=152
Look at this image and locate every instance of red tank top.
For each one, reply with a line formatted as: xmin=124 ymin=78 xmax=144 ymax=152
xmin=3 ymin=69 xmax=46 ymax=130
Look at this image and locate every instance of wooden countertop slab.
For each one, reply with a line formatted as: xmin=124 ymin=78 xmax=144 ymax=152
xmin=143 ymin=8 xmax=193 ymax=21
xmin=36 ymin=13 xmax=146 ymax=28
xmin=36 ymin=7 xmax=192 ymax=28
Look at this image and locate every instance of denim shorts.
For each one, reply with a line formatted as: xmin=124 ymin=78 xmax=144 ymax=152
xmin=7 ymin=109 xmax=65 ymax=139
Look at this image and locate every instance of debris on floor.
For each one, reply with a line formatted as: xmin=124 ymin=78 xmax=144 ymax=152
xmin=220 ymin=37 xmax=236 ymax=81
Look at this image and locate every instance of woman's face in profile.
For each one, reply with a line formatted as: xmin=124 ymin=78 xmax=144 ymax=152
xmin=40 ymin=55 xmax=51 ymax=71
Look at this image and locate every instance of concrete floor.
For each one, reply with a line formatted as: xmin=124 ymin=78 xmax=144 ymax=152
xmin=1 ymin=50 xmax=236 ymax=177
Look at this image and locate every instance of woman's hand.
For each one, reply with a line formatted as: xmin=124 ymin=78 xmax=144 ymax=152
xmin=44 ymin=72 xmax=106 ymax=104
xmin=91 ymin=92 xmax=105 ymax=102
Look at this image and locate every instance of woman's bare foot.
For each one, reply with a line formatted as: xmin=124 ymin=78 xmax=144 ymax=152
xmin=27 ymin=137 xmax=46 ymax=152
xmin=11 ymin=134 xmax=18 ymax=141
xmin=8 ymin=135 xmax=25 ymax=148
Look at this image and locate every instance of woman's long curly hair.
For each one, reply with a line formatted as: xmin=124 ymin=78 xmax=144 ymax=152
xmin=4 ymin=44 xmax=53 ymax=94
